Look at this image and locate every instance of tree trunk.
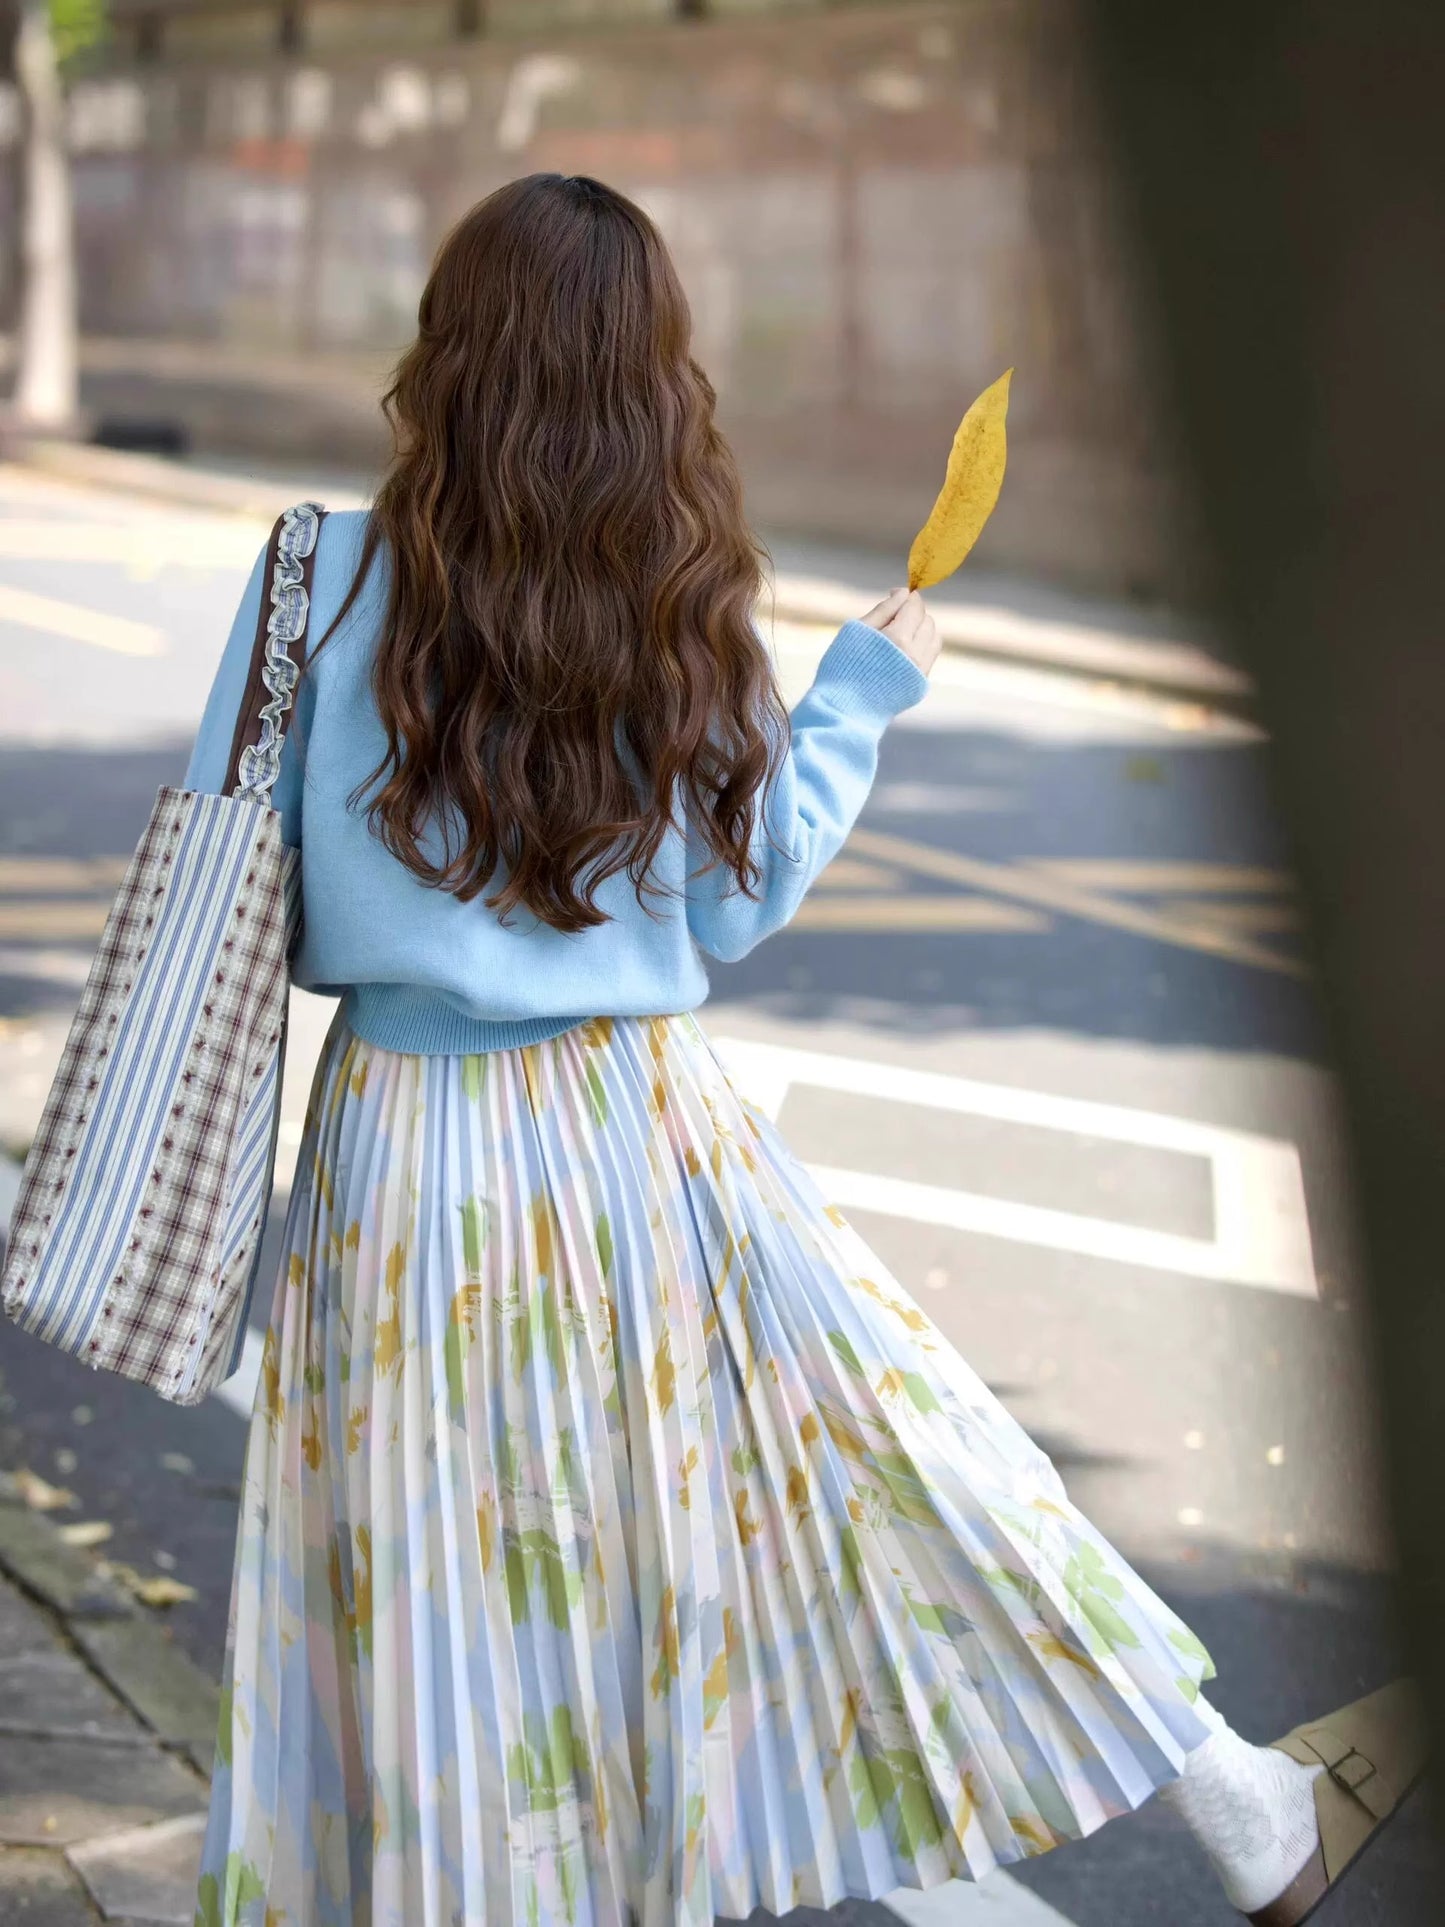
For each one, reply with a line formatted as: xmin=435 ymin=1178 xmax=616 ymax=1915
xmin=13 ymin=0 xmax=79 ymax=430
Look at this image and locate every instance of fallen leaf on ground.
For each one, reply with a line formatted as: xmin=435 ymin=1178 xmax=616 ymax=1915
xmin=56 ymin=1519 xmax=114 ymax=1548
xmin=132 ymin=1574 xmax=200 ymax=1607
xmin=103 ymin=1561 xmax=200 ymax=1608
xmin=10 ymin=1467 xmax=78 ymax=1512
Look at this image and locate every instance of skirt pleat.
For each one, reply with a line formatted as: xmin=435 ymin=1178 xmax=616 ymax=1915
xmin=195 ymin=1010 xmax=1214 ymax=1927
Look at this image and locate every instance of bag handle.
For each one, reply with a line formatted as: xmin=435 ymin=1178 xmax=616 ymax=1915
xmin=223 ymin=501 xmax=328 ymax=804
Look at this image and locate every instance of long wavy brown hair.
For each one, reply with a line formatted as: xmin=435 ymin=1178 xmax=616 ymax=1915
xmin=317 ymin=172 xmax=787 ymax=934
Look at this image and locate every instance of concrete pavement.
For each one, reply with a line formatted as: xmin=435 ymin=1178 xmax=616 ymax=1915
xmin=0 ymin=1475 xmax=218 ymax=1924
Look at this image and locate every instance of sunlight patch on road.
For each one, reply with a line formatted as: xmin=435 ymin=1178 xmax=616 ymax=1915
xmin=0 ymin=518 xmax=260 ymax=572
xmin=885 ymin=1874 xmax=1079 ymax=1925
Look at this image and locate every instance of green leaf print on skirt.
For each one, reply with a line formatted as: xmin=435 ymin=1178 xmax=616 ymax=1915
xmin=194 ymin=1009 xmax=1215 ymax=1927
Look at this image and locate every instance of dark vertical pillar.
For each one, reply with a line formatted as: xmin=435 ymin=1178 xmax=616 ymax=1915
xmin=1083 ymin=0 xmax=1445 ymax=1784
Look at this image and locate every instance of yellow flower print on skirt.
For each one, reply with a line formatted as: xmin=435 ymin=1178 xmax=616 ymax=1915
xmin=195 ymin=1010 xmax=1214 ymax=1926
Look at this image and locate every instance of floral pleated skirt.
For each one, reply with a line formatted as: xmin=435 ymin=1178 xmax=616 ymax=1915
xmin=195 ymin=1010 xmax=1215 ymax=1927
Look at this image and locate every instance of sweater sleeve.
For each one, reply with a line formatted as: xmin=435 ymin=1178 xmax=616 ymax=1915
xmin=183 ymin=534 xmax=309 ymax=848
xmin=685 ymin=617 xmax=928 ymax=962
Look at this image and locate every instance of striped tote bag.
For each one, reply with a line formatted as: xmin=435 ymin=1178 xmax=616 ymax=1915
xmin=1 ymin=502 xmax=327 ymax=1406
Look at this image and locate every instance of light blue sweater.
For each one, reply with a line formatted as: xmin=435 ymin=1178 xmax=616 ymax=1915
xmin=185 ymin=509 xmax=928 ymax=1054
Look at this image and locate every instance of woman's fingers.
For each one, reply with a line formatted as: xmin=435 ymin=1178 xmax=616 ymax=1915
xmin=860 ymin=586 xmax=911 ymax=632
xmin=858 ymin=588 xmax=940 ymax=675
xmin=885 ymin=591 xmax=925 ymax=643
xmin=884 ymin=594 xmax=941 ymax=674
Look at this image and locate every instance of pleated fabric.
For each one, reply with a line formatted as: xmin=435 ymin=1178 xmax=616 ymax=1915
xmin=194 ymin=1010 xmax=1216 ymax=1927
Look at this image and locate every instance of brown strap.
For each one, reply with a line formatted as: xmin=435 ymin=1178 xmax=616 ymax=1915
xmin=222 ymin=506 xmax=326 ymax=796
xmin=1295 ymin=1723 xmax=1396 ymax=1821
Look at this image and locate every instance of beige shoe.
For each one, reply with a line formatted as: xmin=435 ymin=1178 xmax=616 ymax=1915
xmin=1247 ymin=1679 xmax=1429 ymax=1924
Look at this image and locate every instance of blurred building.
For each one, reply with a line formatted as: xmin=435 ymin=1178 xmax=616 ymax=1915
xmin=0 ymin=0 xmax=1206 ymax=599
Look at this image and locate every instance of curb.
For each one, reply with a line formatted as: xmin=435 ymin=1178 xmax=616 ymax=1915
xmin=7 ymin=432 xmax=369 ymax=522
xmin=0 ymin=1489 xmax=221 ymax=1777
xmin=6 ymin=436 xmax=1254 ymax=715
xmin=766 ymin=576 xmax=1254 ymax=713
xmin=0 ymin=1488 xmax=218 ymax=1921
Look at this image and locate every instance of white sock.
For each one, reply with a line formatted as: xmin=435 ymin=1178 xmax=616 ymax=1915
xmin=1159 ymin=1707 xmax=1324 ymax=1913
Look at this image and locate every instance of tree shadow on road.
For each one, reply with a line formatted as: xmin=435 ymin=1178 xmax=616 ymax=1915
xmin=0 ymin=722 xmax=1326 ymax=1058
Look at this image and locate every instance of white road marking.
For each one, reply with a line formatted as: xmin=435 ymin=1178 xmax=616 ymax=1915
xmin=715 ymin=1038 xmax=1317 ymax=1298
xmin=886 ymin=1875 xmax=1079 ymax=1925
xmin=0 ymin=583 xmax=166 ymax=655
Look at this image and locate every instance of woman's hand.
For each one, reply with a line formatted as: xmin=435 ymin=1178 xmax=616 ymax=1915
xmin=859 ymin=587 xmax=942 ymax=677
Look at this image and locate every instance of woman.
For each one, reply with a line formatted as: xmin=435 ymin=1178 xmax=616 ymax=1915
xmin=189 ymin=176 xmax=1408 ymax=1927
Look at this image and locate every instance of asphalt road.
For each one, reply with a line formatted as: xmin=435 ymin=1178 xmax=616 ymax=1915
xmin=0 ymin=464 xmax=1434 ymax=1925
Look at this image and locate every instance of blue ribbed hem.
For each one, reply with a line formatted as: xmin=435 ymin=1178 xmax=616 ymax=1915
xmin=813 ymin=618 xmax=931 ymax=724
xmin=342 ymin=985 xmax=587 ymax=1056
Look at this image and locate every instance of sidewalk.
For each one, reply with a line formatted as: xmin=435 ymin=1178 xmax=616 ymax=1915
xmin=8 ymin=436 xmax=1254 ymax=713
xmin=0 ymin=1475 xmax=218 ymax=1925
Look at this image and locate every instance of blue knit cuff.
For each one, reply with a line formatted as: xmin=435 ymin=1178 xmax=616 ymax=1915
xmin=812 ymin=618 xmax=931 ymax=725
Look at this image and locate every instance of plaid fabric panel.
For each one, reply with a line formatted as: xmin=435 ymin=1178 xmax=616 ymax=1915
xmin=193 ymin=845 xmax=302 ymax=1403
xmin=2 ymin=787 xmax=292 ymax=1404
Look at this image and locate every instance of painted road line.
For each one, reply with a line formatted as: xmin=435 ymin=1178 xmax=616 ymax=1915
xmin=1027 ymin=859 xmax=1293 ymax=895
xmin=1160 ymin=898 xmax=1301 ymax=935
xmin=0 ymin=583 xmax=166 ymax=655
xmin=813 ymin=856 xmax=908 ymax=890
xmin=886 ymin=1874 xmax=1079 ymax=1925
xmin=0 ymin=901 xmax=111 ymax=942
xmin=0 ymin=856 xmax=132 ymax=892
xmin=847 ymin=827 xmax=1306 ymax=978
xmin=792 ymin=895 xmax=1049 ymax=933
xmin=807 ymin=1163 xmax=1315 ymax=1294
xmin=715 ymin=1038 xmax=1317 ymax=1299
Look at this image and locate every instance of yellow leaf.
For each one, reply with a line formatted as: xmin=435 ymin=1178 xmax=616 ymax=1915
xmin=906 ymin=368 xmax=1012 ymax=590
xmin=130 ymin=1573 xmax=200 ymax=1608
xmin=106 ymin=1562 xmax=199 ymax=1607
